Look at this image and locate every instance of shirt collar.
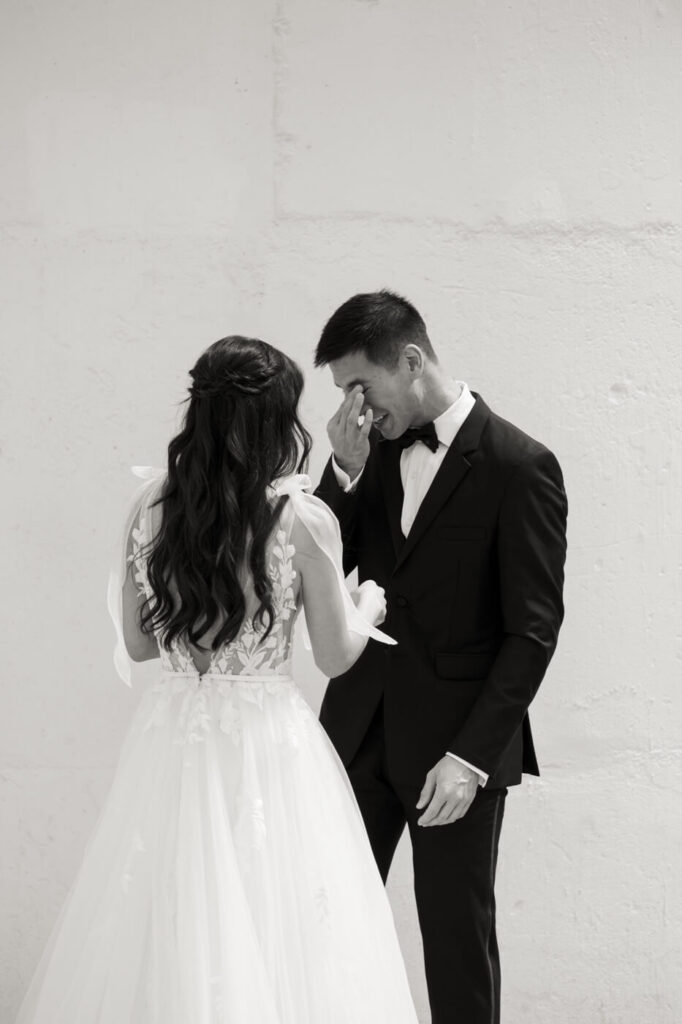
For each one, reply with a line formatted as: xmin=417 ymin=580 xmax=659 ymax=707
xmin=432 ymin=382 xmax=476 ymax=448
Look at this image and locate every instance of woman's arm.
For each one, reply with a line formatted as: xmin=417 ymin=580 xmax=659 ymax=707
xmin=121 ymin=513 xmax=159 ymax=664
xmin=290 ymin=514 xmax=385 ymax=678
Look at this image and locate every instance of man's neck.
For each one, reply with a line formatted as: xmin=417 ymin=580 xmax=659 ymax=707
xmin=413 ymin=375 xmax=463 ymax=426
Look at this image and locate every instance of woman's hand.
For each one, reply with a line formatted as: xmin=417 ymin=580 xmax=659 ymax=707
xmin=350 ymin=580 xmax=387 ymax=626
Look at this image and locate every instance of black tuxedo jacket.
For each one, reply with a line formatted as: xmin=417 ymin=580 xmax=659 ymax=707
xmin=315 ymin=394 xmax=568 ymax=790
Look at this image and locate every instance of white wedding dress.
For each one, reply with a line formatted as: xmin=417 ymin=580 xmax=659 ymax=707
xmin=14 ymin=471 xmax=419 ymax=1024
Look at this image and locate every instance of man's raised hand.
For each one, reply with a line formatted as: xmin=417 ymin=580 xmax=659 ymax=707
xmin=327 ymin=385 xmax=373 ymax=479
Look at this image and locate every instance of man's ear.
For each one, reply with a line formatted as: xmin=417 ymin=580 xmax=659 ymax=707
xmin=403 ymin=343 xmax=425 ymax=377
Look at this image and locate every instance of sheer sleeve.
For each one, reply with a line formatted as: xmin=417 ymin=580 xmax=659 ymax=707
xmin=106 ymin=466 xmax=166 ymax=686
xmin=272 ymin=474 xmax=397 ymax=648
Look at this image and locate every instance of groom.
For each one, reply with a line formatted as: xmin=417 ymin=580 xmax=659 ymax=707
xmin=314 ymin=290 xmax=567 ymax=1024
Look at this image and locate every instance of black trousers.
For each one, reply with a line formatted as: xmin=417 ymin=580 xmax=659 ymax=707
xmin=345 ymin=699 xmax=507 ymax=1024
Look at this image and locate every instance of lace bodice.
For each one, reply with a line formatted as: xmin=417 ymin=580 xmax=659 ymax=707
xmin=108 ymin=469 xmax=394 ymax=687
xmin=128 ymin=481 xmax=301 ymax=679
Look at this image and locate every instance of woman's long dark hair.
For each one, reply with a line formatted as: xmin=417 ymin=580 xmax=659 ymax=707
xmin=138 ymin=335 xmax=312 ymax=653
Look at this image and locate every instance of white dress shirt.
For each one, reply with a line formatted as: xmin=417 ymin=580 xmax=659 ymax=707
xmin=332 ymin=382 xmax=489 ymax=786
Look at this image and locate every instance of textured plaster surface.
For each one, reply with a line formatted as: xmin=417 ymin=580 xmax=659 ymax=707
xmin=2 ymin=1 xmax=681 ymax=1022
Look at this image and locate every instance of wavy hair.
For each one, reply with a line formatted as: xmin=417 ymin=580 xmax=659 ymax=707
xmin=138 ymin=335 xmax=312 ymax=653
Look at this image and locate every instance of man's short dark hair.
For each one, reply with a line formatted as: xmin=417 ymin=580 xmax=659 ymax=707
xmin=314 ymin=289 xmax=437 ymax=369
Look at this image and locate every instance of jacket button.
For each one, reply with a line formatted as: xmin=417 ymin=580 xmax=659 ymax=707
xmin=396 ymin=596 xmax=408 ymax=607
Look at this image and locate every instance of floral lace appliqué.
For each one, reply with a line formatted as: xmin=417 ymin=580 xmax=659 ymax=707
xmin=130 ymin=515 xmax=299 ymax=684
xmin=133 ymin=516 xmax=301 ymax=749
xmin=234 ymin=795 xmax=267 ymax=859
xmin=209 ymin=529 xmax=298 ymax=678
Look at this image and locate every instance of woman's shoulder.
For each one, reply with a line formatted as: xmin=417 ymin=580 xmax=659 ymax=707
xmin=126 ymin=469 xmax=167 ymax=540
xmin=271 ymin=474 xmax=341 ymax=556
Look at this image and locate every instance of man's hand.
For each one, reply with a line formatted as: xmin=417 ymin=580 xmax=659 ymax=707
xmin=416 ymin=756 xmax=478 ymax=826
xmin=328 ymin=385 xmax=373 ymax=479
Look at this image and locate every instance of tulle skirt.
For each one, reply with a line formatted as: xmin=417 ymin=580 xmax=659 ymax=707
xmin=15 ymin=671 xmax=419 ymax=1024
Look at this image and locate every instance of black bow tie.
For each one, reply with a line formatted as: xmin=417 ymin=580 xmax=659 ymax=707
xmin=396 ymin=422 xmax=439 ymax=453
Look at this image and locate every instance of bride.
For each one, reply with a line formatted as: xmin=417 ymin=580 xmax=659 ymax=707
xmin=14 ymin=335 xmax=419 ymax=1024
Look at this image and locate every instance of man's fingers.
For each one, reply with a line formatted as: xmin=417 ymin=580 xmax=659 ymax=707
xmin=416 ymin=771 xmax=436 ymax=810
xmin=331 ymin=385 xmax=361 ymax=424
xmin=441 ymin=801 xmax=466 ymax=826
xmin=415 ymin=760 xmax=479 ymax=828
xmin=435 ymin=792 xmax=476 ymax=827
xmin=359 ymin=406 xmax=374 ymax=437
xmin=329 ymin=386 xmax=365 ymax=443
xmin=419 ymin=782 xmax=478 ymax=826
xmin=343 ymin=385 xmax=363 ymax=414
xmin=329 ymin=405 xmax=343 ymax=430
xmin=417 ymin=788 xmax=449 ymax=826
xmin=344 ymin=390 xmax=365 ymax=436
xmin=420 ymin=794 xmax=458 ymax=827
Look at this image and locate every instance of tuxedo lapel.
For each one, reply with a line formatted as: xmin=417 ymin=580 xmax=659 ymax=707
xmin=393 ymin=394 xmax=491 ymax=571
xmin=376 ymin=433 xmax=406 ymax=557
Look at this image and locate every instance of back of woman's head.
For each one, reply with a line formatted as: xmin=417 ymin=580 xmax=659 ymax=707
xmin=140 ymin=335 xmax=311 ymax=654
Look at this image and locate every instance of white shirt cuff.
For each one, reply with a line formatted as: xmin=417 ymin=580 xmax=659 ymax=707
xmin=331 ymin=455 xmax=364 ymax=493
xmin=445 ymin=752 xmax=489 ymax=787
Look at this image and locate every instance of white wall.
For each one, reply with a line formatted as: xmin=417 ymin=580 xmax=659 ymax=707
xmin=2 ymin=1 xmax=680 ymax=1021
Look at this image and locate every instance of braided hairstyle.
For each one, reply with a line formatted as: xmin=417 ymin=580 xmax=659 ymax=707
xmin=139 ymin=335 xmax=312 ymax=653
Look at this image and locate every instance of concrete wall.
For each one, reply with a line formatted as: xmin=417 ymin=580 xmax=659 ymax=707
xmin=2 ymin=1 xmax=680 ymax=1021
